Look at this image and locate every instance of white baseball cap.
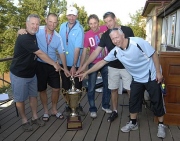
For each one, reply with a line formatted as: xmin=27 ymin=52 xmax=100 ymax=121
xmin=66 ymin=7 xmax=78 ymax=16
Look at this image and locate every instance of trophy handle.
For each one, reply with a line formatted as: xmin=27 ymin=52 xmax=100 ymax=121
xmin=77 ymin=87 xmax=87 ymax=104
xmin=60 ymin=88 xmax=69 ymax=103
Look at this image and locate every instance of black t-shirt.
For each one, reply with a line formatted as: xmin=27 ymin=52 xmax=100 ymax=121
xmin=99 ymin=25 xmax=134 ymax=69
xmin=10 ymin=33 xmax=39 ymax=78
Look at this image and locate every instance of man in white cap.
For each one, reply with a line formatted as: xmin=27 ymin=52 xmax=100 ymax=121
xmin=59 ymin=6 xmax=85 ymax=116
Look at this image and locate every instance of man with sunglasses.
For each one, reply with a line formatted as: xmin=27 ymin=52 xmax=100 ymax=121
xmin=76 ymin=12 xmax=134 ymax=122
xmin=77 ymin=28 xmax=166 ymax=139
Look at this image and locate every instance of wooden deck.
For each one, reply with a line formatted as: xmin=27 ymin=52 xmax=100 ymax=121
xmin=0 ymin=87 xmax=180 ymax=141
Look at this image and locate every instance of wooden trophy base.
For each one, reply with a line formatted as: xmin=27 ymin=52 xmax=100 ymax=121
xmin=67 ymin=116 xmax=82 ymax=130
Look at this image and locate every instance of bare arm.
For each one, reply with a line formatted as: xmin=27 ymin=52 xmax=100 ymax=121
xmin=59 ymin=53 xmax=71 ymax=77
xmin=70 ymin=48 xmax=80 ymax=76
xmin=84 ymin=46 xmax=103 ymax=66
xmin=34 ymin=50 xmax=60 ymax=71
xmin=76 ymin=46 xmax=103 ymax=74
xmin=79 ymin=48 xmax=88 ymax=67
xmin=77 ymin=60 xmax=108 ymax=81
xmin=152 ymin=52 xmax=163 ymax=83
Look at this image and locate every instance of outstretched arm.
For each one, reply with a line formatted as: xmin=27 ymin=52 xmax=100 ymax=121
xmin=35 ymin=50 xmax=60 ymax=71
xmin=76 ymin=46 xmax=103 ymax=74
xmin=152 ymin=52 xmax=163 ymax=83
xmin=77 ymin=60 xmax=108 ymax=81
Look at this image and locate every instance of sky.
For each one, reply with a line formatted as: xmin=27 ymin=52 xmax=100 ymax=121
xmin=13 ymin=0 xmax=147 ymax=24
xmin=69 ymin=0 xmax=147 ymax=24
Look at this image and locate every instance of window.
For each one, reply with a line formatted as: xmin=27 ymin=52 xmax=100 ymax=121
xmin=175 ymin=9 xmax=180 ymax=47
xmin=170 ymin=14 xmax=176 ymax=45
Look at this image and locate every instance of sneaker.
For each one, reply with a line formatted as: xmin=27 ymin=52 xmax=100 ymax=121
xmin=76 ymin=106 xmax=85 ymax=116
xmin=157 ymin=124 xmax=166 ymax=139
xmin=90 ymin=112 xmax=97 ymax=118
xmin=121 ymin=121 xmax=138 ymax=132
xmin=102 ymin=107 xmax=112 ymax=113
xmin=107 ymin=111 xmax=118 ymax=122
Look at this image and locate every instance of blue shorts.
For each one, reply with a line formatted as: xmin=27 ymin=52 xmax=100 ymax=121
xmin=10 ymin=72 xmax=38 ymax=102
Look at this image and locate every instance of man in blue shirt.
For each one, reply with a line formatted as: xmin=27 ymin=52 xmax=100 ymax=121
xmin=59 ymin=6 xmax=85 ymax=116
xmin=77 ymin=28 xmax=166 ymax=139
xmin=18 ymin=13 xmax=70 ymax=121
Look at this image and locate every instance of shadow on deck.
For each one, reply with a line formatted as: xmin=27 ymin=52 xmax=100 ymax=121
xmin=0 ymin=86 xmax=180 ymax=141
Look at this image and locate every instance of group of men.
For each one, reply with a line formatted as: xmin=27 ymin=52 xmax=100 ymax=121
xmin=10 ymin=6 xmax=166 ymax=139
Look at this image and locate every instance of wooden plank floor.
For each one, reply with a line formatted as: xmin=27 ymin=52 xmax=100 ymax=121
xmin=0 ymin=87 xmax=180 ymax=141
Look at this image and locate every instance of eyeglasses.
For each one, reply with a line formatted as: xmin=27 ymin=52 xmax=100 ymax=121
xmin=109 ymin=28 xmax=123 ymax=34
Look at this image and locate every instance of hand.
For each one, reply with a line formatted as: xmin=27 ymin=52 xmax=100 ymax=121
xmin=64 ymin=68 xmax=71 ymax=77
xmin=76 ymin=72 xmax=87 ymax=81
xmin=70 ymin=66 xmax=76 ymax=77
xmin=156 ymin=72 xmax=163 ymax=83
xmin=18 ymin=29 xmax=27 ymax=35
xmin=53 ymin=63 xmax=61 ymax=72
xmin=75 ymin=65 xmax=86 ymax=75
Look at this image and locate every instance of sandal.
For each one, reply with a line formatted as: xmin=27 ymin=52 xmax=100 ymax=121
xmin=22 ymin=122 xmax=33 ymax=132
xmin=31 ymin=118 xmax=45 ymax=127
xmin=51 ymin=112 xmax=64 ymax=119
xmin=42 ymin=114 xmax=50 ymax=122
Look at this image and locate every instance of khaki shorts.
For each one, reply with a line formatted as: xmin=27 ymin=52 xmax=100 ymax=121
xmin=108 ymin=66 xmax=132 ymax=90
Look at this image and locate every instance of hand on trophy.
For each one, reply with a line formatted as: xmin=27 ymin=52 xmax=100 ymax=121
xmin=75 ymin=71 xmax=88 ymax=81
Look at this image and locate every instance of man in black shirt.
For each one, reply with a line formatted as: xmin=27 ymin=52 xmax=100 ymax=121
xmin=76 ymin=12 xmax=134 ymax=122
xmin=10 ymin=14 xmax=60 ymax=132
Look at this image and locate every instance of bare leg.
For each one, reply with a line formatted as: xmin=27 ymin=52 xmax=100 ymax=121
xmin=40 ymin=90 xmax=48 ymax=114
xmin=51 ymin=88 xmax=60 ymax=114
xmin=158 ymin=116 xmax=164 ymax=122
xmin=16 ymin=101 xmax=27 ymax=124
xmin=130 ymin=113 xmax=138 ymax=119
xmin=29 ymin=96 xmax=38 ymax=120
xmin=126 ymin=90 xmax=130 ymax=98
xmin=111 ymin=89 xmax=118 ymax=111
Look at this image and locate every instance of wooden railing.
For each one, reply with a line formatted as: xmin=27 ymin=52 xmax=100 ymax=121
xmin=0 ymin=57 xmax=12 ymax=86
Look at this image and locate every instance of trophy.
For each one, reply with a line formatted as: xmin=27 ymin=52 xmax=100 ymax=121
xmin=60 ymin=76 xmax=86 ymax=130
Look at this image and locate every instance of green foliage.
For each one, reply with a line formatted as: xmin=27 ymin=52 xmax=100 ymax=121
xmin=0 ymin=84 xmax=11 ymax=94
xmin=0 ymin=0 xmax=18 ymax=74
xmin=0 ymin=0 xmax=145 ymax=76
xmin=126 ymin=8 xmax=146 ymax=39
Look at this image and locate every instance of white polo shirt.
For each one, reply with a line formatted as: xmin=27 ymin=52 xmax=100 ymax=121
xmin=104 ymin=37 xmax=157 ymax=83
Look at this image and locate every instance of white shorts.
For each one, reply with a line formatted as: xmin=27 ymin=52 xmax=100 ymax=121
xmin=108 ymin=66 xmax=132 ymax=91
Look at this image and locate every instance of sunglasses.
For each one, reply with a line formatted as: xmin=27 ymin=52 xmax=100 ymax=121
xmin=103 ymin=11 xmax=115 ymax=18
xmin=109 ymin=28 xmax=123 ymax=34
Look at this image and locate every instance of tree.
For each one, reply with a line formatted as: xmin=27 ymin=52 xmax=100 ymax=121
xmin=0 ymin=0 xmax=18 ymax=74
xmin=126 ymin=8 xmax=146 ymax=38
xmin=0 ymin=0 xmax=89 ymax=74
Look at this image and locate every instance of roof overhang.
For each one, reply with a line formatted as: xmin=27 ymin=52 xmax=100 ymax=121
xmin=158 ymin=0 xmax=180 ymax=17
xmin=142 ymin=0 xmax=172 ymax=17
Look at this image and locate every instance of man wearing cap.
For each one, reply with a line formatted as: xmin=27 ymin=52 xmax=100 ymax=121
xmin=59 ymin=6 xmax=85 ymax=116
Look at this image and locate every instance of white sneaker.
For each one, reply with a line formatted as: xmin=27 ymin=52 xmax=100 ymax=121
xmin=121 ymin=121 xmax=138 ymax=132
xmin=102 ymin=107 xmax=112 ymax=113
xmin=90 ymin=112 xmax=97 ymax=118
xmin=157 ymin=124 xmax=166 ymax=138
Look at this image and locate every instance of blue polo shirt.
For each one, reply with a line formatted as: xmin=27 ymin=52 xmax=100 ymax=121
xmin=104 ymin=37 xmax=157 ymax=83
xmin=36 ymin=26 xmax=64 ymax=63
xmin=59 ymin=20 xmax=84 ymax=67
